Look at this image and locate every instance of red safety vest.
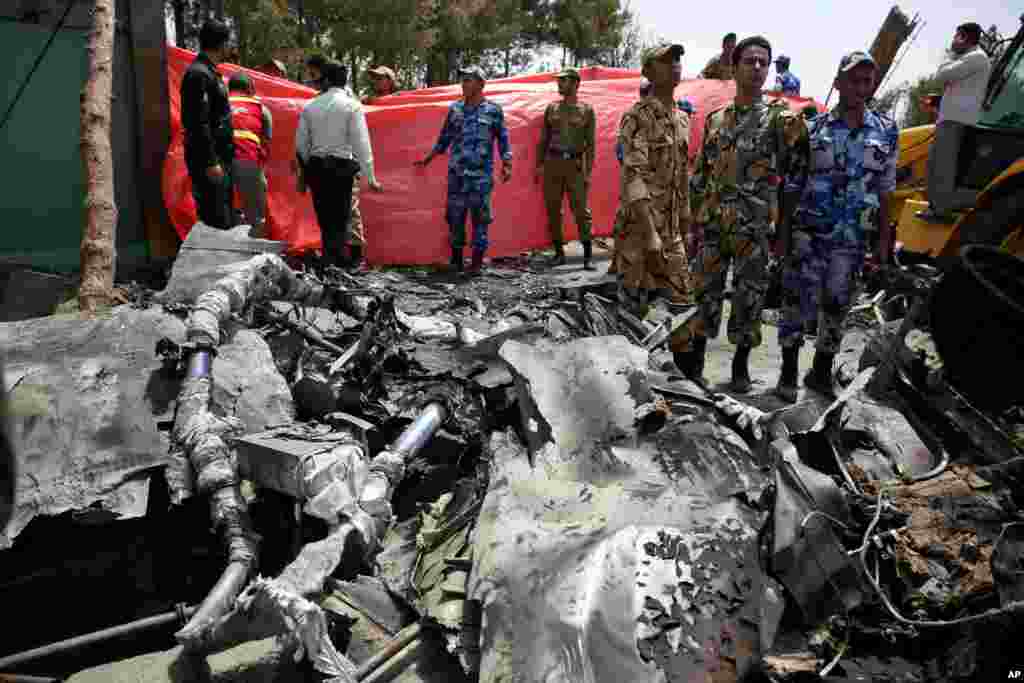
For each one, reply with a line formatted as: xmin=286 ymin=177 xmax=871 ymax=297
xmin=229 ymin=95 xmax=267 ymax=165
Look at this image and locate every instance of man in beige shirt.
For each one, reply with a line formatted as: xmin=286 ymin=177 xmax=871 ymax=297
xmin=700 ymin=33 xmax=737 ymax=80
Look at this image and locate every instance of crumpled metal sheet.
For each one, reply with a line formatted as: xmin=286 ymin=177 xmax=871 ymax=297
xmin=0 ymin=307 xmax=186 ymax=547
xmin=470 ymin=337 xmax=770 ymax=682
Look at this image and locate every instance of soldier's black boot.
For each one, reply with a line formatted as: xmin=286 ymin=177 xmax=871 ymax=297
xmin=550 ymin=242 xmax=566 ymax=267
xmin=347 ymin=245 xmax=364 ymax=273
xmin=775 ymin=346 xmax=800 ymax=403
xmin=468 ymin=248 xmax=485 ymax=274
xmin=582 ymin=241 xmax=596 ymax=271
xmin=450 ymin=247 xmax=464 ymax=273
xmin=804 ymin=350 xmax=835 ymax=396
xmin=673 ymin=336 xmax=708 ymax=386
xmin=730 ymin=345 xmax=753 ymax=394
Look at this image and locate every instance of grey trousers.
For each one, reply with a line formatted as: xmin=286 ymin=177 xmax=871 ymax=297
xmin=927 ymin=120 xmax=978 ymax=214
xmin=232 ymin=159 xmax=268 ymax=236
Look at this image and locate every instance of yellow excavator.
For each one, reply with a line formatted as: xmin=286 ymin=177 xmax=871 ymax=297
xmin=890 ymin=14 xmax=1024 ymax=262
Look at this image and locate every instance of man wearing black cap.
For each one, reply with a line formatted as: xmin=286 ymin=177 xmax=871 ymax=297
xmin=773 ymin=55 xmax=801 ymax=96
xmin=181 ymin=19 xmax=235 ymax=229
xmin=671 ymin=35 xmax=810 ymax=392
xmin=535 ymin=67 xmax=597 ymax=269
xmin=415 ymin=66 xmax=513 ymax=273
xmin=776 ymin=51 xmax=898 ymax=402
xmin=614 ymin=43 xmax=693 ymax=311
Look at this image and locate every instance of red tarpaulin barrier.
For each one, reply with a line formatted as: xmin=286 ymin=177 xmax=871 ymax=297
xmin=163 ymin=46 xmax=821 ymax=265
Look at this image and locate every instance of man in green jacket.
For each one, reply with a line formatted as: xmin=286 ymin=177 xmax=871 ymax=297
xmin=535 ymin=68 xmax=597 ymax=269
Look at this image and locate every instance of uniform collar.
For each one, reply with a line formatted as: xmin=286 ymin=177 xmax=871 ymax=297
xmin=827 ymin=105 xmax=873 ymax=129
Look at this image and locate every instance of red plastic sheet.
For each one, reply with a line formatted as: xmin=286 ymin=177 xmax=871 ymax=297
xmin=163 ymin=46 xmax=822 ymax=265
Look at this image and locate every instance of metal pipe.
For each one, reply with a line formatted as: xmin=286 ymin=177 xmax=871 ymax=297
xmin=355 ymin=623 xmax=422 ymax=680
xmin=391 ymin=402 xmax=447 ymax=458
xmin=186 ymin=349 xmax=212 ymax=378
xmin=176 ymin=562 xmax=250 ymax=647
xmin=359 ymin=637 xmax=425 ymax=683
xmin=0 ymin=675 xmax=59 ymax=683
xmin=0 ymin=606 xmax=195 ymax=671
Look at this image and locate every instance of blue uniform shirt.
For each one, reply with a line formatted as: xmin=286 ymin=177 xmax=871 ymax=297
xmin=775 ymin=70 xmax=801 ymax=97
xmin=432 ymin=99 xmax=512 ymax=194
xmin=793 ymin=107 xmax=898 ymax=245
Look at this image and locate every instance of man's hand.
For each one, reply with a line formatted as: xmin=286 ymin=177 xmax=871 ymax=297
xmin=369 ymin=179 xmax=384 ymax=192
xmin=207 ymin=164 xmax=225 ymax=181
xmin=501 ymin=162 xmax=512 ymax=183
xmin=636 ymin=201 xmax=661 ymax=253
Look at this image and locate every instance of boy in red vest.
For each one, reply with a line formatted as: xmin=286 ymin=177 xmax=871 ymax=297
xmin=228 ymin=73 xmax=273 ymax=237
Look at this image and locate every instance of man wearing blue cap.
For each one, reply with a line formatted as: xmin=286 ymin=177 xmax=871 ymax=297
xmin=774 ymin=55 xmax=801 ymax=96
xmin=416 ymin=65 xmax=513 ymax=273
xmin=776 ymin=50 xmax=898 ymax=402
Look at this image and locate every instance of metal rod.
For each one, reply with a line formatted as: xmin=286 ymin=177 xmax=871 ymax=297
xmin=0 ymin=675 xmax=59 ymax=683
xmin=359 ymin=636 xmax=424 ymax=683
xmin=0 ymin=606 xmax=195 ymax=670
xmin=355 ymin=623 xmax=422 ymax=680
xmin=391 ymin=403 xmax=447 ymax=459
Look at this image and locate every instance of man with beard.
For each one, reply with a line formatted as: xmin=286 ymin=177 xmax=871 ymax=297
xmin=775 ymin=51 xmax=898 ymax=402
xmin=535 ymin=67 xmax=597 ymax=269
xmin=614 ymin=44 xmax=693 ymax=311
xmin=916 ymin=22 xmax=992 ymax=223
xmin=671 ymin=36 xmax=810 ymax=392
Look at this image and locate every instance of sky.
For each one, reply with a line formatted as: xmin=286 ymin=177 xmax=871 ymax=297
xmin=627 ymin=0 xmax=1022 ymax=103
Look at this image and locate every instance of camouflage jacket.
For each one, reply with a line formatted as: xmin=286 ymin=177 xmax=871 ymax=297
xmin=700 ymin=55 xmax=735 ymax=81
xmin=618 ymin=96 xmax=691 ymax=233
xmin=432 ymin=98 xmax=513 ymax=192
xmin=793 ymin=106 xmax=898 ymax=244
xmin=691 ymin=96 xmax=810 ymax=237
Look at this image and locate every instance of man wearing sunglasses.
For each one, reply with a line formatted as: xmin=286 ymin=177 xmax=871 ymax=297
xmin=671 ymin=36 xmax=810 ymax=393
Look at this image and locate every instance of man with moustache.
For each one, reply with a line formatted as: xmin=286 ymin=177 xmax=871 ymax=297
xmin=614 ymin=43 xmax=693 ymax=311
xmin=775 ymin=51 xmax=898 ymax=401
xmin=535 ymin=67 xmax=597 ymax=269
xmin=671 ymin=36 xmax=810 ymax=392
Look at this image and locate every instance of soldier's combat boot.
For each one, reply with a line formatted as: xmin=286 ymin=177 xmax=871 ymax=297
xmin=450 ymin=247 xmax=464 ymax=273
xmin=347 ymin=245 xmax=364 ymax=273
xmin=582 ymin=241 xmax=596 ymax=271
xmin=775 ymin=346 xmax=800 ymax=403
xmin=673 ymin=336 xmax=708 ymax=386
xmin=804 ymin=350 xmax=835 ymax=396
xmin=550 ymin=242 xmax=566 ymax=267
xmin=468 ymin=248 xmax=485 ymax=274
xmin=730 ymin=345 xmax=753 ymax=394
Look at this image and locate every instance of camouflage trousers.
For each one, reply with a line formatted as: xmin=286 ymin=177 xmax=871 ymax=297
xmin=670 ymin=230 xmax=770 ymax=352
xmin=778 ymin=231 xmax=865 ymax=353
xmin=346 ymin=175 xmax=365 ymax=246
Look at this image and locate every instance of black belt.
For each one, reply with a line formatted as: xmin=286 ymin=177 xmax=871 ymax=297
xmin=308 ymin=156 xmax=359 ymax=173
xmin=548 ymin=150 xmax=582 ymax=160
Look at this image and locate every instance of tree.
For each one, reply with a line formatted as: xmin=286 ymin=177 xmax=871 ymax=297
xmin=874 ymin=73 xmax=943 ymax=128
xmin=550 ymin=0 xmax=627 ymax=66
xmin=78 ymin=0 xmax=119 ymax=313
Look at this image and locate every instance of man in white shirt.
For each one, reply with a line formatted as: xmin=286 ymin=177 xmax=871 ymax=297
xmin=295 ymin=61 xmax=383 ymax=268
xmin=917 ymin=22 xmax=992 ymax=223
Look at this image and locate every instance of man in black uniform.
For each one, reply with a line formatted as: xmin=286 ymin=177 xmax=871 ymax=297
xmin=181 ymin=19 xmax=235 ymax=229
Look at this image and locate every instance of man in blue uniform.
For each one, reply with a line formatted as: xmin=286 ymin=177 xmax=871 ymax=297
xmin=774 ymin=55 xmax=801 ymax=96
xmin=776 ymin=51 xmax=898 ymax=402
xmin=416 ymin=66 xmax=513 ymax=273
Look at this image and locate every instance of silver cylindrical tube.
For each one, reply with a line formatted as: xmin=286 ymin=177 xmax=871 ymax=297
xmin=391 ymin=402 xmax=447 ymax=459
xmin=186 ymin=349 xmax=212 ymax=378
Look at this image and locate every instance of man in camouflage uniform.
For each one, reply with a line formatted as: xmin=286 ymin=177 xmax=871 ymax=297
xmin=775 ymin=51 xmax=897 ymax=402
xmin=535 ymin=67 xmax=597 ymax=270
xmin=416 ymin=66 xmax=513 ymax=273
xmin=671 ymin=36 xmax=810 ymax=393
xmin=614 ymin=43 xmax=693 ymax=308
xmin=700 ymin=33 xmax=737 ymax=80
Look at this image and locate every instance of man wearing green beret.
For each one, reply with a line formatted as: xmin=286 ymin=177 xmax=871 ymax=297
xmin=535 ymin=67 xmax=597 ymax=269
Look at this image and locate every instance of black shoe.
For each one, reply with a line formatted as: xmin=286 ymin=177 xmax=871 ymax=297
xmin=731 ymin=345 xmax=753 ymax=394
xmin=582 ymin=241 xmax=596 ymax=271
xmin=804 ymin=351 xmax=835 ymax=396
xmin=673 ymin=336 xmax=708 ymax=385
xmin=775 ymin=346 xmax=800 ymax=403
xmin=550 ymin=243 xmax=566 ymax=267
xmin=347 ymin=245 xmax=364 ymax=272
xmin=450 ymin=247 xmax=464 ymax=273
xmin=468 ymin=248 xmax=485 ymax=273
